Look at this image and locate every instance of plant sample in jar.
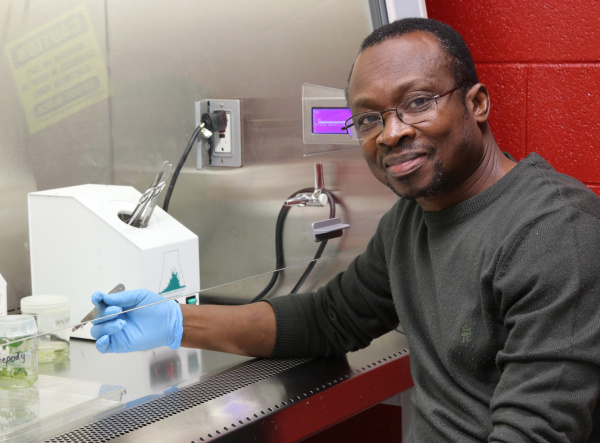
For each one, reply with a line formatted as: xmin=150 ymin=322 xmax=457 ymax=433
xmin=0 ymin=315 xmax=38 ymax=389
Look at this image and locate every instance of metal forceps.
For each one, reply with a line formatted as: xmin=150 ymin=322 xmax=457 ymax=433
xmin=127 ymin=161 xmax=173 ymax=227
xmin=138 ymin=181 xmax=166 ymax=228
xmin=72 ymin=283 xmax=126 ymax=332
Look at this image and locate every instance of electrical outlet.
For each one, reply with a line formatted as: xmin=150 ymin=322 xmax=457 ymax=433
xmin=195 ymin=99 xmax=242 ymax=169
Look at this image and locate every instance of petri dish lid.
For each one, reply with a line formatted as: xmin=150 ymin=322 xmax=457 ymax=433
xmin=0 ymin=314 xmax=38 ymax=338
xmin=21 ymin=295 xmax=70 ymax=314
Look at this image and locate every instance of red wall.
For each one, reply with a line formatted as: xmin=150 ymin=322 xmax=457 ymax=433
xmin=426 ymin=0 xmax=600 ymax=196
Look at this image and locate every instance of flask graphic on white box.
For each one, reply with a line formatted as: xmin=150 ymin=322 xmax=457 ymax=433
xmin=159 ymin=250 xmax=187 ymax=299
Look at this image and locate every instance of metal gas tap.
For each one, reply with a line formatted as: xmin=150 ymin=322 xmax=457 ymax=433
xmin=285 ymin=163 xmax=328 ymax=207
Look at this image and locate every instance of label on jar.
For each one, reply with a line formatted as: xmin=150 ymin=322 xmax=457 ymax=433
xmin=55 ymin=316 xmax=70 ymax=327
xmin=0 ymin=351 xmax=31 ymax=369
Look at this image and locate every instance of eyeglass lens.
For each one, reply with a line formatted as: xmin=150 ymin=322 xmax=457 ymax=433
xmin=345 ymin=94 xmax=440 ymax=140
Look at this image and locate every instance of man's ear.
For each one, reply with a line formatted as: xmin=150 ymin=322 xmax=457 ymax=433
xmin=467 ymin=83 xmax=491 ymax=123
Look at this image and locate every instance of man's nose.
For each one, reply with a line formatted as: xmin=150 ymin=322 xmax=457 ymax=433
xmin=378 ymin=111 xmax=415 ymax=146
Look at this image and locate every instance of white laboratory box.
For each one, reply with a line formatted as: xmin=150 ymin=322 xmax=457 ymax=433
xmin=28 ymin=184 xmax=200 ymax=339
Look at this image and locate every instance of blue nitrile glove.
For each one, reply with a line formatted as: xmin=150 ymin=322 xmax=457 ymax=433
xmin=90 ymin=289 xmax=183 ymax=354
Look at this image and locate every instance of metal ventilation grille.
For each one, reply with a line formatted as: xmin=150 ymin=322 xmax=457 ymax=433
xmin=45 ymin=357 xmax=311 ymax=443
xmin=195 ymin=348 xmax=409 ymax=442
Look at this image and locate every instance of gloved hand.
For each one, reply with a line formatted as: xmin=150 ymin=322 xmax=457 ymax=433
xmin=90 ymin=289 xmax=183 ymax=354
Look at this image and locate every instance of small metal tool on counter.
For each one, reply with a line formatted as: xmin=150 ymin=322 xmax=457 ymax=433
xmin=71 ymin=283 xmax=126 ymax=332
xmin=127 ymin=161 xmax=173 ymax=228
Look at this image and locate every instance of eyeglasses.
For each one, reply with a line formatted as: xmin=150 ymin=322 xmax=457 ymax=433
xmin=342 ymin=84 xmax=469 ymax=141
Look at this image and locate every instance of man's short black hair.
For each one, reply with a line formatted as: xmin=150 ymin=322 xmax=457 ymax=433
xmin=346 ymin=18 xmax=479 ymax=100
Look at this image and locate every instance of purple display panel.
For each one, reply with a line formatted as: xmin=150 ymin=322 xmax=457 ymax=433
xmin=312 ymin=108 xmax=352 ymax=134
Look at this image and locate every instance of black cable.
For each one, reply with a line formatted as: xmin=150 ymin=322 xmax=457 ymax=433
xmin=249 ymin=203 xmax=293 ymax=303
xmin=164 ymin=124 xmax=338 ymax=302
xmin=163 ymin=125 xmax=202 ymax=213
xmin=250 ymin=188 xmax=336 ymax=303
xmin=289 ymin=188 xmax=335 ymax=294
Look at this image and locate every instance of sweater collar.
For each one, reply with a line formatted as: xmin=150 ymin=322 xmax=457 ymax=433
xmin=420 ymin=153 xmax=546 ymax=227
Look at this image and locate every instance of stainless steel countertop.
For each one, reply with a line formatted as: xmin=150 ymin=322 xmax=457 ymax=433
xmin=41 ymin=330 xmax=412 ymax=442
xmin=40 ymin=338 xmax=253 ymax=405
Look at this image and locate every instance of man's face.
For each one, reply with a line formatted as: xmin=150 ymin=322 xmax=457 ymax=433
xmin=346 ymin=32 xmax=484 ymax=207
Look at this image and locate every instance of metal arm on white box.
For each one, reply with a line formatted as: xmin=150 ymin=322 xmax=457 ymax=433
xmin=285 ymin=163 xmax=329 ymax=207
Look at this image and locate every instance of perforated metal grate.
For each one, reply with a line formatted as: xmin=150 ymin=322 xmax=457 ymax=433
xmin=194 ymin=347 xmax=410 ymax=442
xmin=44 ymin=357 xmax=311 ymax=443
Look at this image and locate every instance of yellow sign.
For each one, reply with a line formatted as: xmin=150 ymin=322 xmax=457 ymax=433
xmin=4 ymin=5 xmax=109 ymax=133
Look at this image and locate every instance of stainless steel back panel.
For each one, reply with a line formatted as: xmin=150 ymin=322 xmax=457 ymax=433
xmin=0 ymin=1 xmax=397 ymax=309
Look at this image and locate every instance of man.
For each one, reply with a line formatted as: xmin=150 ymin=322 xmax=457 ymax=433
xmin=91 ymin=18 xmax=600 ymax=441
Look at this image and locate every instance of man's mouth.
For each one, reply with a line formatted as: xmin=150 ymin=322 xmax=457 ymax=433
xmin=384 ymin=152 xmax=428 ymax=178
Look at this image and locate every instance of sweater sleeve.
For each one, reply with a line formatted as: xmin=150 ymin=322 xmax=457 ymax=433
xmin=267 ymin=208 xmax=399 ymax=358
xmin=489 ymin=206 xmax=600 ymax=442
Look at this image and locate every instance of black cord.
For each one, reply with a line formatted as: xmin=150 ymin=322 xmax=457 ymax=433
xmin=289 ymin=189 xmax=334 ymax=294
xmin=163 ymin=125 xmax=203 ymax=213
xmin=250 ymin=188 xmax=336 ymax=303
xmin=164 ymin=125 xmax=338 ymax=303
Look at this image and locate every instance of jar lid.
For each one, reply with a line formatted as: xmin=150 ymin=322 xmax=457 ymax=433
xmin=21 ymin=295 xmax=70 ymax=314
xmin=0 ymin=314 xmax=38 ymax=338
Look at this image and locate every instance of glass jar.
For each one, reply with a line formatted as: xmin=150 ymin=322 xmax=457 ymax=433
xmin=20 ymin=295 xmax=70 ymax=364
xmin=0 ymin=272 xmax=6 ymax=316
xmin=0 ymin=315 xmax=38 ymax=389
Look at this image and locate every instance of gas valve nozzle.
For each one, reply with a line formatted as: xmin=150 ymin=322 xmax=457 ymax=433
xmin=285 ymin=163 xmax=328 ymax=207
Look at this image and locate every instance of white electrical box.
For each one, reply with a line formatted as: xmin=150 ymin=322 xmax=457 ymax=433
xmin=195 ymin=99 xmax=242 ymax=169
xmin=28 ymin=185 xmax=200 ymax=339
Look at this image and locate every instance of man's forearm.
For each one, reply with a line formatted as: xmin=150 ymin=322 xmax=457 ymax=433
xmin=179 ymin=301 xmax=276 ymax=357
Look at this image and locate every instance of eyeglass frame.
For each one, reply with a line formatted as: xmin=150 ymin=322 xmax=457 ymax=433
xmin=342 ymin=83 xmax=472 ymax=140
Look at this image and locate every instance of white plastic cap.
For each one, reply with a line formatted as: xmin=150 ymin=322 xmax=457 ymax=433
xmin=0 ymin=314 xmax=38 ymax=338
xmin=21 ymin=295 xmax=70 ymax=315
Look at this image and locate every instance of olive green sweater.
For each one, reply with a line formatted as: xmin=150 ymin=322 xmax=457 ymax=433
xmin=269 ymin=153 xmax=600 ymax=442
